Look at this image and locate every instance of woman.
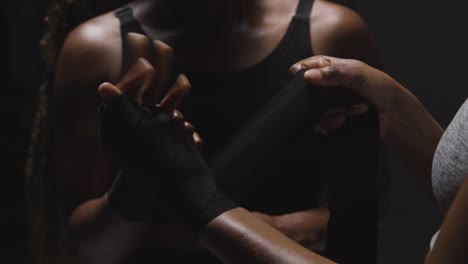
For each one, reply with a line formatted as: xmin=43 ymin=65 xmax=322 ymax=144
xmin=53 ymin=0 xmax=378 ymax=262
xmin=96 ymin=55 xmax=467 ymax=264
xmin=292 ymin=56 xmax=467 ymax=264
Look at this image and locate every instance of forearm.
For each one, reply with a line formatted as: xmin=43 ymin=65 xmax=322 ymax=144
xmin=66 ymin=195 xmax=149 ymax=264
xmin=425 ymin=177 xmax=468 ymax=264
xmin=274 ymin=207 xmax=329 ymax=247
xmin=200 ymin=208 xmax=336 ymax=264
xmin=386 ymin=82 xmax=444 ymax=192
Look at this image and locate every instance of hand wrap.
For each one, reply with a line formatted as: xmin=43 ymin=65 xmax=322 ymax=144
xmin=99 ymin=94 xmax=237 ymax=228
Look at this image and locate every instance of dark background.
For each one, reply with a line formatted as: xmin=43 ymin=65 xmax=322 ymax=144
xmin=7 ymin=0 xmax=49 ymax=262
xmin=356 ymin=1 xmax=468 ymax=263
xmin=7 ymin=0 xmax=468 ymax=263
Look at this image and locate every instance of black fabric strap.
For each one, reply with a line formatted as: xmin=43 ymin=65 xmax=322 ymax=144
xmin=115 ymin=5 xmax=146 ymax=80
xmin=208 ymin=70 xmax=378 ymax=263
xmin=295 ymin=0 xmax=315 ymax=18
xmin=324 ymin=108 xmax=379 ymax=264
xmin=211 ymin=70 xmax=364 ymax=202
xmin=100 ymin=94 xmax=238 ymax=229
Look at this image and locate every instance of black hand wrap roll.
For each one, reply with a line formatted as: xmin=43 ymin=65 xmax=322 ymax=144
xmin=208 ymin=70 xmax=379 ymax=263
xmin=324 ymin=108 xmax=379 ymax=264
xmin=99 ymin=94 xmax=237 ymax=228
xmin=211 ymin=70 xmax=366 ymax=201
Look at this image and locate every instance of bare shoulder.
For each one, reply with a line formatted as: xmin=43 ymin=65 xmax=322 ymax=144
xmin=53 ymin=12 xmax=122 ymax=210
xmin=311 ymin=0 xmax=369 ymax=34
xmin=310 ymin=0 xmax=378 ymax=66
xmin=54 ymin=12 xmax=122 ymax=96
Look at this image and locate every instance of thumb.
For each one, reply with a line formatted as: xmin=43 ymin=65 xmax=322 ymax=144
xmin=98 ymin=82 xmax=122 ymax=102
xmin=303 ymin=66 xmax=364 ymax=89
xmin=290 ymin=56 xmax=367 ymax=90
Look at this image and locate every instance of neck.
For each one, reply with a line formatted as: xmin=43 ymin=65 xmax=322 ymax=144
xmin=135 ymin=0 xmax=269 ymax=30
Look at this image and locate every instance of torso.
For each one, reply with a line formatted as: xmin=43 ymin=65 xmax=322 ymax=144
xmin=123 ymin=2 xmax=325 ymax=262
xmin=57 ymin=0 xmax=377 ymax=261
xmin=74 ymin=0 xmax=360 ymax=83
xmin=113 ymin=0 xmax=326 ymax=214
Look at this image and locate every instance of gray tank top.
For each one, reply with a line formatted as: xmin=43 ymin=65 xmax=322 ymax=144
xmin=432 ymin=99 xmax=468 ymax=212
xmin=430 ymin=98 xmax=468 ymax=249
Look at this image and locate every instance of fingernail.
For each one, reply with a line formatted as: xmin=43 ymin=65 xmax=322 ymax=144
xmin=99 ymin=82 xmax=110 ymax=88
xmin=177 ymin=73 xmax=188 ymax=83
xmin=304 ymin=69 xmax=321 ymax=80
xmin=289 ymin=63 xmax=306 ymax=75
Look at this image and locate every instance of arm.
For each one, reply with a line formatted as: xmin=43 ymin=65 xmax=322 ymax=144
xmin=97 ymin=79 xmax=340 ymax=264
xmin=66 ymin=196 xmax=149 ymax=264
xmin=252 ymin=207 xmax=329 ymax=250
xmin=54 ymin=20 xmax=149 ymax=263
xmin=425 ymin=177 xmax=468 ymax=264
xmin=260 ymin=1 xmax=380 ymax=247
xmin=290 ymin=56 xmax=443 ymax=193
xmin=200 ymin=208 xmax=336 ymax=264
xmin=385 ymin=81 xmax=444 ymax=192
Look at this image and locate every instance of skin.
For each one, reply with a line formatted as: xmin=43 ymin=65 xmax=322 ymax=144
xmin=66 ymin=55 xmax=201 ymax=263
xmin=290 ymin=56 xmax=444 ymax=193
xmin=54 ymin=0 xmax=378 ymax=262
xmin=96 ymin=55 xmax=466 ymax=264
xmin=200 ymin=208 xmax=336 ymax=264
xmin=96 ymin=66 xmax=338 ymax=264
xmin=195 ymin=56 xmax=457 ymax=264
xmin=425 ymin=178 xmax=468 ymax=264
xmin=198 ymin=177 xmax=468 ymax=264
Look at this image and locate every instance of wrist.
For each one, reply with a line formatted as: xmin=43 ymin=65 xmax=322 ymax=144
xmin=387 ymin=84 xmax=443 ymax=151
xmin=384 ymin=81 xmax=443 ymax=190
xmin=275 ymin=208 xmax=329 ymax=234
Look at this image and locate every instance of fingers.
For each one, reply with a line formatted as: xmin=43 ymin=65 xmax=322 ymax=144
xmin=158 ymin=74 xmax=191 ymax=112
xmin=289 ymin=56 xmax=371 ymax=131
xmin=117 ymin=58 xmax=157 ymax=105
xmin=98 ymin=33 xmax=153 ymax=104
xmin=289 ymin=55 xmax=368 ymax=89
xmin=107 ymin=33 xmax=199 ymax=149
xmin=123 ymin=33 xmax=153 ymax=103
xmin=98 ymin=82 xmax=122 ymax=102
xmin=144 ymin=40 xmax=174 ymax=105
xmin=126 ymin=32 xmax=153 ymax=70
xmin=172 ymin=111 xmax=193 ymax=136
xmin=172 ymin=110 xmax=203 ymax=150
xmin=317 ymin=104 xmax=369 ymax=131
xmin=289 ymin=55 xmax=334 ymax=75
xmin=172 ymin=110 xmax=185 ymax=129
xmin=192 ymin=132 xmax=203 ymax=150
xmin=182 ymin=121 xmax=195 ymax=137
xmin=124 ymin=33 xmax=175 ymax=105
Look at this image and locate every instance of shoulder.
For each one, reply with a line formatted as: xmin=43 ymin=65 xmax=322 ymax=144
xmin=310 ymin=0 xmax=378 ymax=66
xmin=311 ymin=0 xmax=369 ymax=37
xmin=52 ymin=12 xmax=126 ymax=212
xmin=54 ymin=12 xmax=122 ymax=97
